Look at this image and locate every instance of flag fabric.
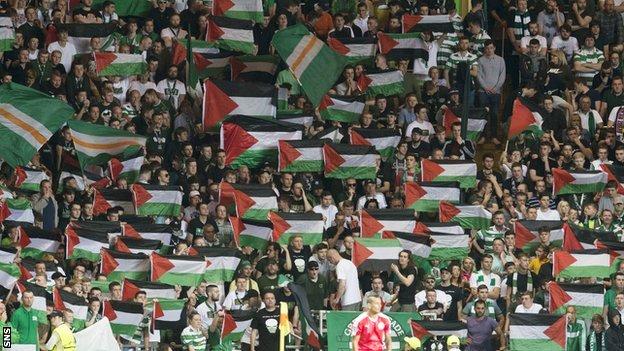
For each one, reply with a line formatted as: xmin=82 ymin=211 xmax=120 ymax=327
xmin=439 ymin=202 xmax=492 ymax=230
xmin=269 ymin=212 xmax=324 ymax=245
xmin=548 ymin=282 xmax=603 ymax=321
xmin=421 ymin=159 xmax=477 ymax=189
xmin=131 ymin=184 xmax=183 ymax=217
xmin=405 ymin=182 xmax=461 ymax=212
xmin=67 ymin=120 xmax=146 ymax=169
xmin=276 ymin=111 xmax=314 ymax=128
xmin=151 ymin=298 xmax=186 ymax=331
xmin=80 ymin=0 xmax=151 ymax=17
xmin=196 ymin=50 xmax=234 ymax=79
xmin=552 ymin=169 xmax=607 ymax=196
xmin=327 ymin=36 xmax=377 ymax=65
xmin=18 ymin=226 xmax=61 ymax=259
xmin=115 ymin=236 xmax=162 ymax=255
xmin=122 ymin=223 xmax=173 ymax=246
xmin=93 ymin=188 xmax=135 ymax=216
xmin=377 ymin=32 xmax=428 ymax=62
xmin=427 ymin=232 xmax=470 ymax=261
xmin=279 ymin=301 xmax=291 ymax=351
xmin=150 ymin=252 xmax=207 ymax=286
xmin=319 ymin=95 xmax=365 ymax=123
xmin=288 ymin=282 xmax=322 ymax=349
xmin=402 ymin=14 xmax=455 ymax=33
xmin=14 ymin=167 xmax=49 ymax=192
xmin=53 ymin=288 xmax=88 ymax=322
xmin=357 ymin=70 xmax=404 ymax=97
xmin=0 ymin=17 xmax=14 ymax=52
xmin=272 ymin=24 xmax=347 ymax=106
xmin=108 ymin=154 xmax=143 ymax=185
xmin=563 ymin=223 xmax=619 ymax=252
xmin=410 ymin=320 xmax=467 ymax=344
xmin=360 ymin=209 xmax=417 ymax=237
xmin=382 ymin=231 xmax=432 ymax=259
xmin=442 ymin=108 xmax=487 ymax=141
xmin=553 ymin=249 xmax=615 ymax=279
xmin=56 ymin=23 xmax=117 ymax=53
xmin=0 ymin=247 xmax=17 ymax=264
xmin=213 ymin=0 xmax=263 ymax=22
xmin=203 ymin=80 xmax=276 ymax=130
xmin=16 ymin=281 xmax=48 ymax=323
xmin=508 ymin=314 xmax=566 ymax=351
xmin=94 ymin=52 xmax=147 ymax=76
xmin=220 ymin=182 xmax=278 ymax=220
xmin=183 ymin=37 xmax=203 ymax=100
xmin=20 ymin=257 xmax=62 ymax=281
xmin=100 ymin=249 xmax=149 ymax=281
xmin=349 ymin=128 xmax=402 ymax=161
xmin=121 ymin=279 xmax=177 ymax=301
xmin=599 ymin=163 xmax=624 ymax=194
xmin=513 ymin=220 xmax=564 ymax=253
xmin=322 ymin=143 xmax=377 ymax=179
xmin=313 ymin=126 xmax=344 ymax=143
xmin=352 ymin=237 xmax=403 ymax=271
xmin=103 ymin=300 xmax=144 ymax=335
xmin=230 ymin=55 xmax=279 ymax=83
xmin=207 ymin=16 xmax=255 ymax=54
xmin=220 ymin=115 xmax=303 ymax=168
xmin=0 ymin=262 xmax=19 ymax=290
xmin=414 ymin=222 xmax=465 ymax=235
xmin=189 ymin=247 xmax=241 ymax=282
xmin=0 ymin=83 xmax=74 ymax=167
xmin=230 ymin=216 xmax=273 ymax=251
xmin=0 ymin=198 xmax=34 ymax=224
xmin=508 ymin=97 xmax=545 ymax=137
xmin=221 ymin=310 xmax=255 ymax=343
xmin=65 ymin=225 xmax=111 ymax=261
xmin=278 ymin=139 xmax=325 ymax=173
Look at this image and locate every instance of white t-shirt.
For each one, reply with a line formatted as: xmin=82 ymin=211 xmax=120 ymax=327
xmin=414 ymin=289 xmax=452 ymax=309
xmin=356 ymin=193 xmax=388 ymax=210
xmin=520 ymin=35 xmax=548 ymax=50
xmin=156 ymin=78 xmax=186 ymax=109
xmin=195 ymin=300 xmax=222 ymax=329
xmin=405 ymin=119 xmax=435 ymax=142
xmin=536 ymin=208 xmax=561 ymax=221
xmin=128 ymin=80 xmax=157 ymax=96
xmin=336 ymin=259 xmax=361 ymax=306
xmin=469 ymin=270 xmax=501 ymax=290
xmin=313 ymin=204 xmax=338 ymax=229
xmin=47 ymin=41 xmax=77 ymax=73
xmin=551 ymin=36 xmax=579 ymax=61
xmin=577 ymin=109 xmax=603 ymax=134
xmin=514 ymin=303 xmax=543 ymax=313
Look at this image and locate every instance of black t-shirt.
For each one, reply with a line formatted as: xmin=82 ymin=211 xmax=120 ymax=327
xmin=289 ymin=246 xmax=312 ymax=280
xmin=206 ymin=165 xmax=229 ymax=184
xmin=396 ymin=265 xmax=418 ymax=304
xmin=437 ymin=284 xmax=463 ymax=322
xmin=528 ymin=157 xmax=556 ymax=177
xmin=187 ymin=217 xmax=218 ymax=239
xmin=251 ymin=307 xmax=281 ymax=351
xmin=417 ymin=301 xmax=445 ymax=320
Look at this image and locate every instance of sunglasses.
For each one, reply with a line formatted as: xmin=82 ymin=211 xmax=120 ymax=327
xmin=347 ymin=183 xmax=357 ymax=187
xmin=309 ymin=267 xmax=319 ymax=270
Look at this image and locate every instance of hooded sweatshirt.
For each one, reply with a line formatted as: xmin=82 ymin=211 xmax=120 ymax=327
xmin=606 ymin=309 xmax=624 ymax=350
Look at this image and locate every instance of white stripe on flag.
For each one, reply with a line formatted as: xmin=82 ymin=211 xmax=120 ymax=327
xmin=171 ymin=259 xmax=206 ymax=275
xmin=509 ymin=325 xmax=549 ymax=340
xmin=367 ymin=246 xmax=403 ymax=259
xmin=220 ymin=28 xmax=254 ymax=43
xmin=248 ymin=131 xmax=302 ymax=150
xmin=422 ymin=187 xmax=461 ymax=201
xmin=285 ymin=35 xmax=324 ymax=78
xmin=341 ymin=154 xmax=377 ymax=167
xmin=230 ymin=97 xmax=275 ymax=116
xmin=0 ymin=103 xmax=53 ymax=149
xmin=439 ymin=163 xmax=477 ymax=176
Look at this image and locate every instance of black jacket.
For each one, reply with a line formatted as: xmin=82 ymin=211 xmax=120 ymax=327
xmin=606 ymin=309 xmax=624 ymax=350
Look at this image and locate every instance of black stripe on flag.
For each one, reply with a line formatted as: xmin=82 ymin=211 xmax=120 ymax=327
xmin=228 ymin=183 xmax=278 ymax=198
xmin=365 ymin=209 xmax=416 ymax=220
xmin=325 ymin=143 xmax=377 ymax=156
xmin=225 ymin=115 xmax=303 ymax=132
xmin=189 ymin=247 xmax=241 ymax=259
xmin=209 ymin=79 xmax=277 ymax=99
xmin=108 ymin=299 xmax=144 ymax=314
xmin=509 ymin=313 xmax=562 ymax=326
xmin=70 ymin=220 xmax=122 ymax=234
xmin=98 ymin=188 xmax=133 ymax=202
xmin=104 ymin=249 xmax=149 ymax=260
xmin=117 ymin=237 xmax=163 ymax=251
xmin=351 ymin=128 xmax=402 ymax=139
xmin=210 ymin=15 xmax=253 ymax=31
xmin=556 ymin=282 xmax=604 ymax=294
xmin=56 ymin=23 xmax=117 ymax=38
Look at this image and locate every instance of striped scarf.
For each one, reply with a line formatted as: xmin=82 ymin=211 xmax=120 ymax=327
xmin=511 ymin=271 xmax=533 ymax=297
xmin=588 ymin=330 xmax=606 ymax=351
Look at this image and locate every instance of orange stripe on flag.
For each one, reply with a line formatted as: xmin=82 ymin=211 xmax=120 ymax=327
xmin=290 ymin=36 xmax=318 ymax=75
xmin=73 ymin=138 xmax=141 ymax=150
xmin=0 ymin=107 xmax=48 ymax=144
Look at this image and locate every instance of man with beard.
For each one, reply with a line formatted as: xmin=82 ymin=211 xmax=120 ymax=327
xmin=250 ymin=291 xmax=281 ymax=351
xmin=465 ymin=299 xmax=504 ymax=351
xmin=195 ymin=285 xmax=222 ymax=330
xmin=156 ymin=65 xmax=186 ymax=110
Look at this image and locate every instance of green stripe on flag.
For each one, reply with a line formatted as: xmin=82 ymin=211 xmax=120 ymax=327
xmin=509 ymin=340 xmax=563 ymax=350
xmin=136 ymin=203 xmax=182 ymax=217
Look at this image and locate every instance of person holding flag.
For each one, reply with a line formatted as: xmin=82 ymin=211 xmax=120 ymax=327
xmin=351 ymin=295 xmax=392 ymax=351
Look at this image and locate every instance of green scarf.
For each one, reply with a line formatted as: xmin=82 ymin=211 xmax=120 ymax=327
xmin=588 ymin=330 xmax=606 ymax=351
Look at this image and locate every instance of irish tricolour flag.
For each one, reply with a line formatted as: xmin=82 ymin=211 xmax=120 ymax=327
xmin=357 ymin=70 xmax=404 ymax=97
xmin=352 ymin=238 xmax=403 ymax=271
xmin=548 ymin=282 xmax=604 ymax=321
xmin=360 ymin=209 xmax=417 ymax=237
xmin=206 ymin=16 xmax=255 ymax=54
xmin=350 ymin=128 xmax=401 ymax=161
xmin=421 ymin=159 xmax=477 ymax=189
xmin=439 ymin=203 xmax=492 ymax=230
xmin=319 ymin=95 xmax=365 ymax=123
xmin=212 ymin=0 xmax=263 ymax=22
xmin=270 ymin=212 xmax=324 ymax=245
xmin=552 ymin=169 xmax=607 ymax=196
xmin=553 ymin=249 xmax=615 ymax=279
xmin=94 ymin=52 xmax=147 ymax=76
xmin=131 ymin=184 xmax=183 ymax=217
xmin=278 ymin=139 xmax=325 ymax=173
xmin=230 ymin=217 xmax=273 ymax=251
xmin=323 ymin=143 xmax=377 ymax=179
xmin=103 ymin=300 xmax=145 ymax=335
xmin=509 ymin=314 xmax=566 ymax=351
xmin=219 ymin=182 xmax=278 ymax=221
xmin=405 ymin=182 xmax=461 ymax=212
xmin=150 ymin=252 xmax=207 ymax=287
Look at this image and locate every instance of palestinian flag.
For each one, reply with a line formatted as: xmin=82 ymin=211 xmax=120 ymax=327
xmin=171 ymin=39 xmax=217 ymax=65
xmin=548 ymin=282 xmax=603 ymax=321
xmin=56 ymin=23 xmax=117 ymax=53
xmin=16 ymin=281 xmax=48 ymax=323
xmin=442 ymin=108 xmax=487 ymax=141
xmin=278 ymin=139 xmax=325 ymax=173
xmin=94 ymin=53 xmax=147 ymax=76
xmin=352 ymin=238 xmax=403 ymax=271
xmin=20 ymin=258 xmax=61 ymax=281
xmin=272 ymin=24 xmax=347 ymax=106
xmin=509 ymin=314 xmax=566 ymax=351
xmin=65 ymin=225 xmax=111 ymax=261
xmin=0 ymin=262 xmax=19 ymax=290
xmin=0 ymin=17 xmax=14 ymax=52
xmin=53 ymin=288 xmax=88 ymax=321
xmin=553 ymin=249 xmax=615 ymax=279
xmin=151 ymin=299 xmax=187 ymax=331
xmin=269 ymin=212 xmax=324 ymax=245
xmin=67 ymin=120 xmax=146 ymax=169
xmin=427 ymin=232 xmax=470 ymax=261
xmin=599 ymin=164 xmax=624 ymax=195
xmin=414 ymin=222 xmax=465 ymax=235
xmin=0 ymin=186 xmax=12 ymax=201
xmin=0 ymin=83 xmax=73 ymax=167
xmin=131 ymin=184 xmax=183 ymax=217
xmin=514 ymin=220 xmax=564 ymax=253
xmin=150 ymin=252 xmax=207 ymax=286
xmin=230 ymin=55 xmax=279 ymax=83
xmin=357 ymin=70 xmax=404 ymax=97
xmin=377 ymin=32 xmax=428 ymax=62
xmin=552 ymin=169 xmax=607 ymax=196
xmin=360 ymin=209 xmax=417 ymax=237
xmin=93 ymin=188 xmax=134 ymax=216
xmin=18 ymin=226 xmax=61 ymax=259
xmin=57 ymin=167 xmax=110 ymax=193
xmin=171 ymin=39 xmax=217 ymax=83
xmin=410 ymin=320 xmax=467 ymax=343
xmin=327 ymin=36 xmax=377 ymax=65
xmin=382 ymin=231 xmax=432 ymax=259
xmin=313 ymin=126 xmax=344 ymax=143
xmin=439 ymin=202 xmax=492 ymax=230
xmin=323 ymin=143 xmax=377 ymax=179
xmin=421 ymin=159 xmax=477 ymax=189
xmin=0 ymin=198 xmax=34 ymax=224
xmin=402 ymin=14 xmax=455 ymax=33
xmin=213 ymin=0 xmax=263 ymax=23
xmin=207 ymin=16 xmax=254 ymax=54
xmin=508 ymin=97 xmax=544 ymax=137
xmin=230 ymin=216 xmax=273 ymax=251
xmin=0 ymin=247 xmax=17 ymax=264
xmin=319 ymin=95 xmax=365 ymax=123
xmin=220 ymin=182 xmax=277 ymax=220
xmin=562 ymin=223 xmax=618 ymax=251
xmin=203 ymin=80 xmax=276 ymax=130
xmin=350 ymin=128 xmax=401 ymax=161
xmin=198 ymin=50 xmax=235 ymax=79
xmin=13 ymin=167 xmax=49 ymax=192
xmin=100 ymin=248 xmax=149 ymax=281
xmin=189 ymin=247 xmax=241 ymax=282
xmin=405 ymin=182 xmax=461 ymax=212
xmin=103 ymin=300 xmax=145 ymax=335
xmin=276 ymin=111 xmax=314 ymax=128
xmin=121 ymin=279 xmax=176 ymax=301
xmin=122 ymin=223 xmax=173 ymax=246
xmin=220 ymin=115 xmax=303 ymax=168
xmin=72 ymin=0 xmax=151 ymax=17
xmin=222 ymin=310 xmax=255 ymax=343
xmin=115 ymin=237 xmax=162 ymax=255
xmin=70 ymin=220 xmax=122 ymax=235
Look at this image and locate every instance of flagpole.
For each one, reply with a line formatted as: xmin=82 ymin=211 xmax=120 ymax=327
xmin=461 ymin=66 xmax=470 ymax=139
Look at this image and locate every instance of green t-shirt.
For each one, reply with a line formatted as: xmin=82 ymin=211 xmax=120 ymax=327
xmin=295 ymin=275 xmax=329 ymax=311
xmin=604 ymin=287 xmax=623 ymax=310
xmin=567 ymin=320 xmax=586 ymax=351
xmin=10 ymin=307 xmax=39 ymax=347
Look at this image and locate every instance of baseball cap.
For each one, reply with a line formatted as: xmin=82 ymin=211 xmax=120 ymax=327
xmin=307 ymin=261 xmax=319 ymax=270
xmin=404 ymin=337 xmax=421 ymax=349
xmin=51 ymin=272 xmax=65 ymax=280
xmin=449 ymin=89 xmax=459 ymax=95
xmin=412 ymin=128 xmax=424 ymax=135
xmin=189 ymin=190 xmax=201 ymax=198
xmin=447 ymin=335 xmax=461 ymax=346
xmin=240 ymin=260 xmax=252 ymax=268
xmin=424 ymin=274 xmax=435 ymax=281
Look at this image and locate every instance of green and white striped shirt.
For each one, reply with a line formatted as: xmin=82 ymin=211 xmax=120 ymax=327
xmin=470 ymin=29 xmax=491 ymax=56
xmin=446 ymin=51 xmax=479 ymax=71
xmin=574 ymin=47 xmax=605 ymax=85
xmin=435 ymin=15 xmax=462 ymax=69
xmin=476 ymin=226 xmax=508 ymax=252
xmin=181 ymin=325 xmax=207 ymax=351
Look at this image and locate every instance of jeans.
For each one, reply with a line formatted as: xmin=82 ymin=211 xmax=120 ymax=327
xmin=478 ymin=91 xmax=501 ymax=138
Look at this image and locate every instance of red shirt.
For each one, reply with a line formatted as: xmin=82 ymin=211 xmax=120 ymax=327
xmin=352 ymin=312 xmax=391 ymax=351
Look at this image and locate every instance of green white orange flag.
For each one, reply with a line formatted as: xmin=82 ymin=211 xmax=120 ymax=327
xmin=212 ymin=0 xmax=263 ymax=22
xmin=552 ymin=168 xmax=607 ymax=196
xmin=513 ymin=220 xmax=564 ymax=253
xmin=269 ymin=212 xmax=324 ymax=245
xmin=553 ymin=249 xmax=615 ymax=279
xmin=357 ymin=70 xmax=404 ymax=97
xmin=230 ymin=216 xmax=273 ymax=251
xmin=509 ymin=314 xmax=566 ymax=351
xmin=421 ymin=159 xmax=477 ymax=189
xmin=94 ymin=52 xmax=147 ymax=76
xmin=206 ymin=16 xmax=255 ymax=54
xmin=547 ymin=282 xmax=603 ymax=321
xmin=405 ymin=182 xmax=461 ymax=212
xmin=322 ymin=143 xmax=377 ymax=179
xmin=14 ymin=167 xmax=49 ymax=192
xmin=350 ymin=128 xmax=402 ymax=161
xmin=131 ymin=184 xmax=183 ymax=217
xmin=272 ymin=24 xmax=347 ymax=106
xmin=352 ymin=237 xmax=403 ymax=271
xmin=219 ymin=182 xmax=278 ymax=221
xmin=150 ymin=252 xmax=207 ymax=286
xmin=67 ymin=120 xmax=146 ymax=169
xmin=103 ymin=300 xmax=145 ymax=335
xmin=319 ymin=95 xmax=365 ymax=123
xmin=508 ymin=97 xmax=544 ymax=137
xmin=0 ymin=83 xmax=73 ymax=167
xmin=360 ymin=209 xmax=417 ymax=237
xmin=100 ymin=248 xmax=149 ymax=281
xmin=278 ymin=139 xmax=325 ymax=173
xmin=439 ymin=202 xmax=492 ymax=230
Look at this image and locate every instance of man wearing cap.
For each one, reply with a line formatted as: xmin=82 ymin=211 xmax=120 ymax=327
xmin=414 ymin=275 xmax=452 ymax=311
xmin=404 ymin=336 xmax=421 ymax=350
xmin=257 ymin=260 xmax=280 ymax=294
xmin=296 ymin=260 xmax=329 ymax=310
xmin=45 ymin=310 xmax=76 ymax=351
xmin=407 ymin=129 xmax=431 ymax=158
